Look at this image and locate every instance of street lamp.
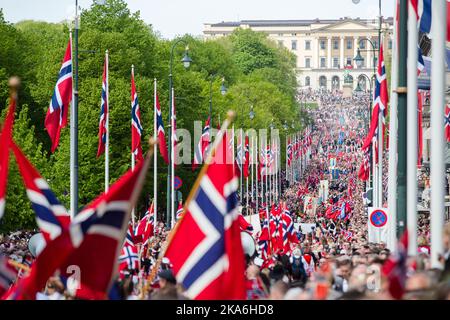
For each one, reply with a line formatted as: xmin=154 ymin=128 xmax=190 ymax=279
xmin=167 ymin=39 xmax=192 ymax=227
xmin=220 ymin=77 xmax=227 ymax=96
xmin=283 ymin=120 xmax=289 ymax=131
xmin=181 ymin=46 xmax=192 ymax=69
xmin=249 ymin=105 xmax=255 ymax=120
xmin=353 ymin=48 xmax=364 ymax=69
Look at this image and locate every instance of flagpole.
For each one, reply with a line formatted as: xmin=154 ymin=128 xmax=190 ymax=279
xmin=240 ymin=129 xmax=243 ymax=207
xmin=105 ymin=50 xmax=109 ymax=193
xmin=407 ymin=1 xmax=418 ymax=255
xmin=251 ymin=135 xmax=254 ymax=210
xmin=430 ymin=0 xmax=446 ymax=269
xmin=131 ymin=65 xmax=136 ymax=225
xmin=171 ymin=87 xmax=175 ymax=228
xmin=70 ymin=8 xmax=79 ymax=219
xmin=387 ymin=0 xmax=399 ymax=252
xmin=153 ymin=78 xmax=158 ymax=234
xmin=256 ymin=134 xmax=259 ymax=214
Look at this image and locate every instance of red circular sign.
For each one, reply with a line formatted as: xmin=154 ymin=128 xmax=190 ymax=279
xmin=174 ymin=176 xmax=182 ymax=190
xmin=370 ymin=209 xmax=387 ymax=228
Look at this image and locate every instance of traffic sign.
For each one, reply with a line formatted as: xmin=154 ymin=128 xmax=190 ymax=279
xmin=174 ymin=176 xmax=182 ymax=190
xmin=370 ymin=209 xmax=387 ymax=228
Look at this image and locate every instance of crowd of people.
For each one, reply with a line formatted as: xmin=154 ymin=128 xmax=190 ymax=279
xmin=1 ymin=90 xmax=450 ymax=300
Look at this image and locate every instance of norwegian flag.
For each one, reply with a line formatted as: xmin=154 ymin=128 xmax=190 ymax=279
xmin=445 ymin=104 xmax=450 ymax=142
xmin=131 ymin=67 xmax=143 ymax=163
xmin=243 ymin=135 xmax=250 ymax=178
xmin=269 ymin=204 xmax=283 ymax=254
xmin=238 ymin=214 xmax=254 ymax=233
xmin=344 ymin=231 xmax=353 ymax=242
xmin=164 ymin=123 xmax=246 ymax=300
xmin=382 ymin=231 xmax=408 ymax=300
xmin=8 ymin=154 xmax=150 ymax=300
xmin=287 ymin=137 xmax=292 ymax=166
xmin=176 ymin=202 xmax=184 ymax=220
xmin=10 ymin=141 xmax=70 ymax=243
xmin=118 ymin=245 xmax=139 ymax=274
xmin=0 ymin=255 xmax=17 ymax=297
xmin=193 ymin=116 xmax=211 ymax=170
xmin=97 ymin=53 xmax=108 ymax=158
xmin=155 ymin=92 xmax=169 ymax=164
xmin=45 ymin=38 xmax=72 ymax=153
xmin=257 ymin=221 xmax=271 ymax=263
xmin=374 ymin=44 xmax=389 ymax=145
xmin=417 ymin=46 xmax=425 ymax=75
xmin=135 ymin=203 xmax=154 ymax=246
xmin=235 ymin=132 xmax=243 ymax=176
xmin=281 ymin=205 xmax=298 ymax=253
xmin=0 ymin=89 xmax=16 ymax=220
xmin=358 ymin=151 xmax=370 ymax=181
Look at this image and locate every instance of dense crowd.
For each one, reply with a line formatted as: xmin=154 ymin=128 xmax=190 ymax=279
xmin=1 ymin=90 xmax=450 ymax=300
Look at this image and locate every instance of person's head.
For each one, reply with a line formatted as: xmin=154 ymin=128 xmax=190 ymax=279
xmin=158 ymin=270 xmax=176 ymax=289
xmin=269 ymin=280 xmax=289 ymax=300
xmin=246 ymin=264 xmax=260 ymax=280
xmin=45 ymin=277 xmax=64 ymax=296
xmin=336 ymin=257 xmax=352 ymax=280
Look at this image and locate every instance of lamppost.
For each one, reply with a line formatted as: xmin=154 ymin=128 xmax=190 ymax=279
xmin=166 ymin=39 xmax=192 ymax=228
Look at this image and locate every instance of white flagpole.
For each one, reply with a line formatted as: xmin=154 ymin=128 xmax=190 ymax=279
xmin=256 ymin=134 xmax=259 ymax=213
xmin=131 ymin=65 xmax=136 ymax=225
xmin=153 ymin=78 xmax=158 ymax=234
xmin=407 ymin=2 xmax=418 ymax=255
xmin=105 ymin=50 xmax=109 ymax=193
xmin=171 ymin=87 xmax=175 ymax=228
xmin=251 ymin=135 xmax=254 ymax=207
xmin=372 ymin=143 xmax=378 ymax=209
xmin=387 ymin=1 xmax=399 ymax=252
xmin=430 ymin=0 xmax=446 ymax=269
xmin=240 ymin=130 xmax=244 ymax=207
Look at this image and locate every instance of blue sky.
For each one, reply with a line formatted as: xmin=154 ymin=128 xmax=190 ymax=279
xmin=0 ymin=0 xmax=395 ymax=39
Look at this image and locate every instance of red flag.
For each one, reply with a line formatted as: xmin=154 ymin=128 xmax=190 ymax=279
xmin=8 ymin=154 xmax=150 ymax=300
xmin=382 ymin=231 xmax=408 ymax=300
xmin=445 ymin=104 xmax=450 ymax=142
xmin=238 ymin=214 xmax=253 ymax=233
xmin=131 ymin=67 xmax=143 ymax=163
xmin=0 ymin=88 xmax=16 ymax=219
xmin=358 ymin=152 xmax=370 ymax=181
xmin=164 ymin=124 xmax=246 ymax=300
xmin=97 ymin=53 xmax=108 ymax=158
xmin=243 ymin=134 xmax=250 ymax=178
xmin=155 ymin=93 xmax=169 ymax=164
xmin=45 ymin=38 xmax=72 ymax=153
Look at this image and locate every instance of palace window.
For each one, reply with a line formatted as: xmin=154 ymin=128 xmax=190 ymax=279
xmin=305 ymin=40 xmax=311 ymax=50
xmin=305 ymin=57 xmax=311 ymax=68
xmin=333 ymin=40 xmax=339 ymax=50
xmin=291 ymin=40 xmax=297 ymax=50
xmin=333 ymin=57 xmax=339 ymax=68
xmin=305 ymin=76 xmax=311 ymax=86
xmin=320 ymin=40 xmax=326 ymax=50
xmin=347 ymin=39 xmax=352 ymax=49
xmin=320 ymin=57 xmax=326 ymax=68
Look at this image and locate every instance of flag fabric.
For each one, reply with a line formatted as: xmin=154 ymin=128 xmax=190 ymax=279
xmin=0 ymin=91 xmax=16 ymax=220
xmin=417 ymin=46 xmax=425 ymax=75
xmin=176 ymin=202 xmax=184 ymax=220
xmin=287 ymin=137 xmax=292 ymax=167
xmin=135 ymin=203 xmax=155 ymax=246
xmin=382 ymin=231 xmax=408 ymax=300
xmin=362 ymin=104 xmax=380 ymax=152
xmin=445 ymin=104 xmax=450 ymax=142
xmin=131 ymin=68 xmax=143 ymax=163
xmin=155 ymin=93 xmax=169 ymax=164
xmin=238 ymin=214 xmax=254 ymax=233
xmin=10 ymin=141 xmax=70 ymax=243
xmin=374 ymin=44 xmax=389 ymax=146
xmin=164 ymin=127 xmax=246 ymax=300
xmin=411 ymin=0 xmax=450 ymax=42
xmin=235 ymin=132 xmax=243 ymax=176
xmin=10 ymin=155 xmax=149 ymax=300
xmin=193 ymin=116 xmax=211 ymax=170
xmin=243 ymin=135 xmax=250 ymax=178
xmin=45 ymin=38 xmax=72 ymax=153
xmin=358 ymin=151 xmax=370 ymax=181
xmin=118 ymin=245 xmax=139 ymax=273
xmin=281 ymin=205 xmax=297 ymax=253
xmin=97 ymin=54 xmax=108 ymax=158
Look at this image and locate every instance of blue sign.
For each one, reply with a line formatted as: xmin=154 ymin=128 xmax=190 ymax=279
xmin=370 ymin=209 xmax=387 ymax=228
xmin=174 ymin=176 xmax=182 ymax=190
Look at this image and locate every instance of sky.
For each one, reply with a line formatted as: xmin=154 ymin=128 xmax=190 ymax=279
xmin=0 ymin=0 xmax=395 ymax=39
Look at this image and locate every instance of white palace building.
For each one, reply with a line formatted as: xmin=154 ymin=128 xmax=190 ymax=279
xmin=203 ymin=17 xmax=394 ymax=91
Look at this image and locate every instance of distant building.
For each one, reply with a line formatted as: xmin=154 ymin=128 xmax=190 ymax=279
xmin=203 ymin=17 xmax=394 ymax=91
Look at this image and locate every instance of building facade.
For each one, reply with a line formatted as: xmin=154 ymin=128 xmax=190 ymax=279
xmin=203 ymin=18 xmax=393 ymax=91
